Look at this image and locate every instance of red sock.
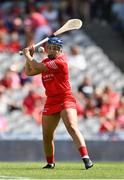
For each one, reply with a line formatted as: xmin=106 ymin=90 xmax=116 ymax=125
xmin=46 ymin=156 xmax=54 ymax=164
xmin=78 ymin=146 xmax=88 ymax=158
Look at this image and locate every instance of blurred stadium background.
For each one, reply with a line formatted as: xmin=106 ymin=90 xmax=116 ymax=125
xmin=0 ymin=0 xmax=124 ymax=162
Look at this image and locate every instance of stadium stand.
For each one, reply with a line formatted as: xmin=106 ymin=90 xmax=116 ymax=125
xmin=0 ymin=29 xmax=124 ymax=140
xmin=0 ymin=0 xmax=124 ymax=141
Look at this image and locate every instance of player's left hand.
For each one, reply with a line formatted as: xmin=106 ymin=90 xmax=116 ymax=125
xmin=23 ymin=48 xmax=30 ymax=56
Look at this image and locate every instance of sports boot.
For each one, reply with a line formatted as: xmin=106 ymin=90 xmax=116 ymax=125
xmin=42 ymin=163 xmax=55 ymax=169
xmin=83 ymin=158 xmax=93 ymax=169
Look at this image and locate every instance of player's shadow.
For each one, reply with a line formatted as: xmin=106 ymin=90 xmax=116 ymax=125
xmin=42 ymin=167 xmax=86 ymax=171
xmin=0 ymin=167 xmax=85 ymax=171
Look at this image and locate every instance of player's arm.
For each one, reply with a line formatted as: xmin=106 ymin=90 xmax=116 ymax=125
xmin=23 ymin=48 xmax=48 ymax=76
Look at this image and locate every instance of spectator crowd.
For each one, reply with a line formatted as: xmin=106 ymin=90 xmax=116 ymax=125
xmin=0 ymin=0 xmax=124 ymax=139
xmin=0 ymin=0 xmax=124 ymax=53
xmin=76 ymin=75 xmax=124 ymax=134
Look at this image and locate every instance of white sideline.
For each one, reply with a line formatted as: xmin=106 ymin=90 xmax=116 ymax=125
xmin=0 ymin=175 xmax=31 ymax=179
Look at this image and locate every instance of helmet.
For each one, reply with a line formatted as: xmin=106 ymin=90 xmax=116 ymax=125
xmin=48 ymin=37 xmax=63 ymax=47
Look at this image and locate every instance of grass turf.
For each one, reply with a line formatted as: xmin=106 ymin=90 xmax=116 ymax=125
xmin=0 ymin=162 xmax=124 ymax=179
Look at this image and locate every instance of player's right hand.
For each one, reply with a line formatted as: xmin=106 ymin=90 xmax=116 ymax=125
xmin=29 ymin=45 xmax=35 ymax=57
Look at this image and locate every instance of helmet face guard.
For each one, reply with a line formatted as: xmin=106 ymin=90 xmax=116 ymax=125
xmin=47 ymin=37 xmax=63 ymax=48
xmin=46 ymin=37 xmax=63 ymax=59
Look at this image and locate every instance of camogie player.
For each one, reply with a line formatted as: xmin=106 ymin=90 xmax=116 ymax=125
xmin=23 ymin=36 xmax=93 ymax=169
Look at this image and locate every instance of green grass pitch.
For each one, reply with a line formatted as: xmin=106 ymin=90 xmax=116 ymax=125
xmin=0 ymin=162 xmax=124 ymax=179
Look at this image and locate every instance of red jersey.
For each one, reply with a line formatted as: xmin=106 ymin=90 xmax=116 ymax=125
xmin=41 ymin=54 xmax=71 ymax=97
xmin=41 ymin=54 xmax=76 ymax=115
xmin=30 ymin=12 xmax=48 ymax=28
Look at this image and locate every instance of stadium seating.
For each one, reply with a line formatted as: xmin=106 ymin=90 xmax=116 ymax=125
xmin=1 ymin=30 xmax=124 ymax=140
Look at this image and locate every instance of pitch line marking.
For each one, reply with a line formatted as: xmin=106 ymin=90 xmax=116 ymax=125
xmin=0 ymin=175 xmax=32 ymax=179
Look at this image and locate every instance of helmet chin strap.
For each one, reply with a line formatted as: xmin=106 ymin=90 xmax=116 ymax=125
xmin=48 ymin=54 xmax=56 ymax=59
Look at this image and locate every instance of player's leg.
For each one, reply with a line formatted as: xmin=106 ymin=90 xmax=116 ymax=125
xmin=42 ymin=113 xmax=60 ymax=168
xmin=61 ymin=108 xmax=93 ymax=169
